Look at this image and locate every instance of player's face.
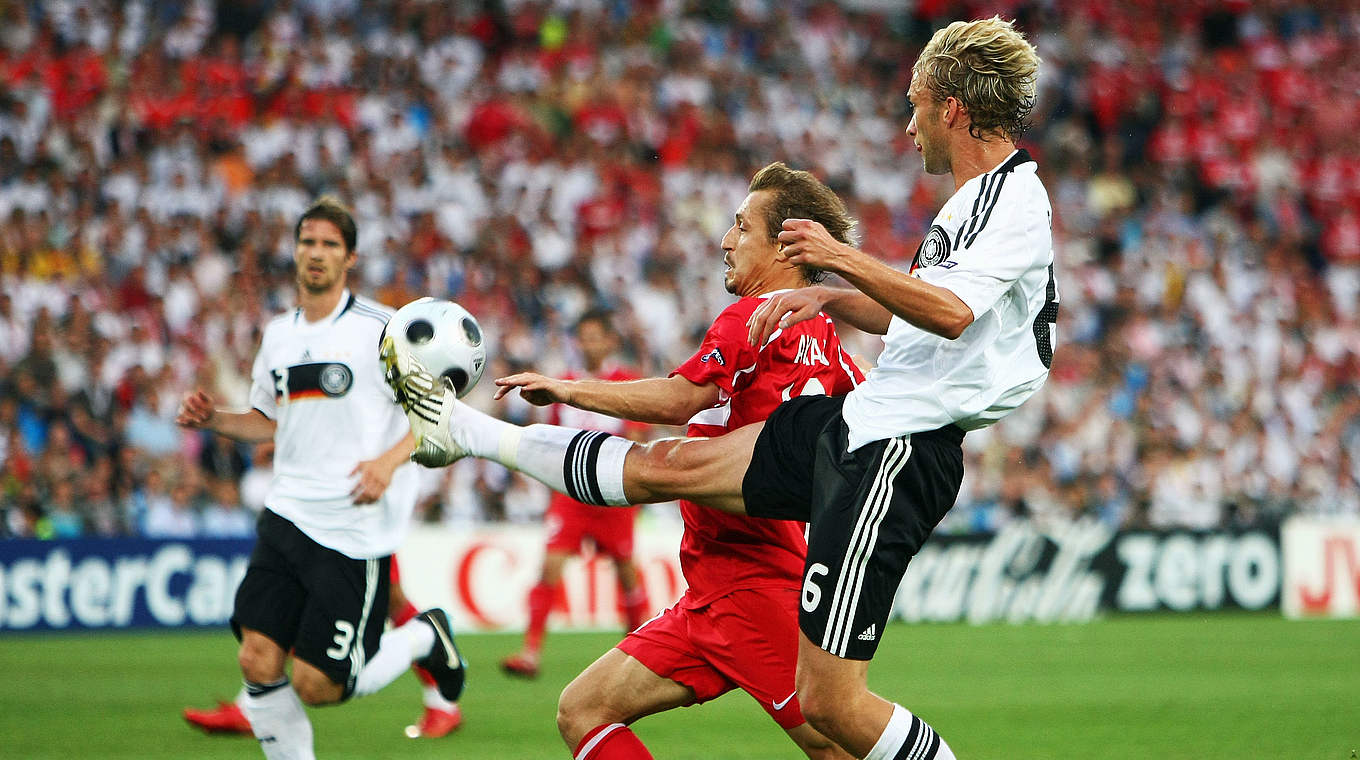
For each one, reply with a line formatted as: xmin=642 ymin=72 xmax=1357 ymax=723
xmin=906 ymin=73 xmax=950 ymax=175
xmin=576 ymin=319 xmax=617 ymax=372
xmin=294 ymin=218 xmax=355 ymax=295
xmin=721 ymin=191 xmax=782 ymax=297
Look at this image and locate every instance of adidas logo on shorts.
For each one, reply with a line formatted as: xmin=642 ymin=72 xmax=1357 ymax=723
xmin=858 ymin=624 xmax=877 ymax=641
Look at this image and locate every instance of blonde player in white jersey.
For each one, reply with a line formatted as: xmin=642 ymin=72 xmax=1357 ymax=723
xmin=176 ymin=197 xmax=465 ymax=760
xmin=387 ymin=17 xmax=1054 ymax=760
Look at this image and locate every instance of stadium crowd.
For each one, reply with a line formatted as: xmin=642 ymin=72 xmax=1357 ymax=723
xmin=1 ymin=0 xmax=1357 ymax=540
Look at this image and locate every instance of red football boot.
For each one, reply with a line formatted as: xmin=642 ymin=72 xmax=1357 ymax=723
xmin=183 ymin=701 xmax=252 ymax=735
xmin=500 ymin=652 xmax=540 ymax=679
xmin=407 ymin=705 xmax=463 ymax=738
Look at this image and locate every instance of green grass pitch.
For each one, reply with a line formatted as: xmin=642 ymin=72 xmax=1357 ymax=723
xmin=2 ymin=614 xmax=1356 ymax=759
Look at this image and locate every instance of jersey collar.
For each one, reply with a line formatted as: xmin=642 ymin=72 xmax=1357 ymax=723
xmin=295 ymin=289 xmax=354 ymax=325
xmin=994 ymin=148 xmax=1034 ymax=174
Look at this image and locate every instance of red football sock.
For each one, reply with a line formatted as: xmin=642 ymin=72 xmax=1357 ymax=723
xmin=391 ymin=600 xmax=435 ymax=684
xmin=524 ymin=582 xmax=554 ymax=654
xmin=620 ymin=586 xmax=649 ymax=631
xmin=412 ymin=663 xmax=437 ymax=686
xmin=574 ymin=723 xmax=654 ymax=760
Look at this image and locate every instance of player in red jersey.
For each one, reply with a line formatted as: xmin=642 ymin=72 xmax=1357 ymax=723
xmin=492 ymin=163 xmax=861 ymax=760
xmin=501 ymin=311 xmax=651 ymax=678
xmin=183 ymin=556 xmax=463 ymax=739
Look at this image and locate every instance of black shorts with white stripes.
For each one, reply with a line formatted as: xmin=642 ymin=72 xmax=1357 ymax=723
xmin=233 ymin=509 xmax=391 ymax=697
xmin=743 ymin=395 xmax=964 ymax=660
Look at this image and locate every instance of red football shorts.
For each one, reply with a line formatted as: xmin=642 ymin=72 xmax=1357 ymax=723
xmin=617 ymin=587 xmax=806 ymax=730
xmin=545 ymin=495 xmax=637 ymax=559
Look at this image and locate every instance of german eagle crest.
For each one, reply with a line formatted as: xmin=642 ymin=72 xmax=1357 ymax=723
xmin=915 ymin=224 xmax=952 ymax=270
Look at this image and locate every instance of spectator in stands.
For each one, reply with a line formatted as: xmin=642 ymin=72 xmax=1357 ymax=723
xmin=144 ymin=471 xmax=201 ymax=539
xmin=40 ymin=476 xmax=84 ymax=539
xmin=201 ymin=477 xmax=254 ymax=539
xmin=81 ymin=456 xmax=122 ymax=536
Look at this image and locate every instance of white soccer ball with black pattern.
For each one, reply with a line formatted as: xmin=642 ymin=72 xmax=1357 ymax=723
xmin=383 ymin=297 xmax=486 ymax=399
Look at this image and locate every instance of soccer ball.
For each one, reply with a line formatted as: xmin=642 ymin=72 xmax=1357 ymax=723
xmin=383 ymin=297 xmax=486 ymax=399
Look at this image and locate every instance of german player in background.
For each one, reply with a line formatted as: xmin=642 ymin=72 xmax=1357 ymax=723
xmin=500 ymin=309 xmax=651 ymax=679
xmin=176 ymin=197 xmax=467 ymax=760
xmin=182 ymin=557 xmax=463 ymax=739
xmin=483 ymin=162 xmax=861 ymax=759
xmin=389 ymin=17 xmax=1054 ymax=760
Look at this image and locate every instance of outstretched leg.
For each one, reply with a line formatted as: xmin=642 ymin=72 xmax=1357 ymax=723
xmin=391 ymin=363 xmax=761 ymax=514
xmin=618 ymin=425 xmax=761 ymax=513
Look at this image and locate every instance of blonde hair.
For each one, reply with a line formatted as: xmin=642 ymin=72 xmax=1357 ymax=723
xmin=913 ymin=16 xmax=1040 ymax=141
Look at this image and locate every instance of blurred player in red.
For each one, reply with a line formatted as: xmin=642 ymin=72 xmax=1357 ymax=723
xmin=501 ymin=310 xmax=650 ymax=678
xmin=492 ymin=164 xmax=861 ymax=758
xmin=183 ymin=556 xmax=462 ymax=738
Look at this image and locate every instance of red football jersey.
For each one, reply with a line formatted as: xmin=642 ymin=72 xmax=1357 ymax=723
xmin=670 ymin=293 xmax=863 ymax=607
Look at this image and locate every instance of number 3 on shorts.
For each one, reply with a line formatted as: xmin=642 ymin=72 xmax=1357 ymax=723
xmin=802 ymin=563 xmax=829 ymax=612
xmin=326 ymin=620 xmax=356 ymax=660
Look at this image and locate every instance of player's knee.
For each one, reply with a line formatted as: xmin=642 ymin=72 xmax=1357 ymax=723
xmin=629 ymin=440 xmax=694 ymax=496
xmin=555 ymin=678 xmax=604 ymax=747
xmin=291 ymin=669 xmax=343 ymax=706
xmin=796 ymin=686 xmax=852 ymax=742
xmin=237 ymin=639 xmax=283 ymax=684
xmin=623 ymin=445 xmax=664 ymax=500
xmin=555 ymin=683 xmax=587 ymax=746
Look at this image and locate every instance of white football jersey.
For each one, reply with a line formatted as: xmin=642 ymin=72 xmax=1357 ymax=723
xmin=843 ymin=149 xmax=1058 ymax=451
xmin=249 ymin=290 xmax=417 ymax=558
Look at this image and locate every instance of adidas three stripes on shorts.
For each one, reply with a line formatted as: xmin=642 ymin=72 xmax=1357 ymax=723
xmin=742 ymin=395 xmax=965 ymax=660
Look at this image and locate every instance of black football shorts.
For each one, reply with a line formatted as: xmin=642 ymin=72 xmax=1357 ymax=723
xmin=743 ymin=395 xmax=964 ymax=659
xmin=232 ymin=509 xmax=391 ymax=697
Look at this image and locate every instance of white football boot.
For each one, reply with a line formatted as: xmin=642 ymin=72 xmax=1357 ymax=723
xmin=380 ymin=335 xmax=469 ymax=467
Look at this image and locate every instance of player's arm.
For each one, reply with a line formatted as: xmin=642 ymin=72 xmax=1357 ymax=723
xmin=747 ymin=285 xmax=893 ymax=344
xmin=769 ymin=218 xmax=974 ymax=340
xmin=837 ymin=255 xmax=972 ymax=338
xmin=494 ymin=372 xmax=719 ymax=426
xmin=351 ymin=431 xmax=416 ymax=504
xmin=176 ymin=389 xmax=277 ymax=442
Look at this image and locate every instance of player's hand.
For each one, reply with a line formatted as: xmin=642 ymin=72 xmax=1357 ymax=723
xmin=350 ymin=458 xmax=394 ymax=504
xmin=493 ymin=372 xmax=569 ymax=406
xmin=777 ymin=218 xmax=856 ymax=273
xmin=175 ymin=389 xmax=217 ymax=429
xmin=747 ymin=288 xmax=828 ymax=346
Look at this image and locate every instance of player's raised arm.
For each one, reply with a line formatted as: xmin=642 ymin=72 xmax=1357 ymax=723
xmin=776 ymin=219 xmax=974 ymax=340
xmin=496 ymin=372 xmax=718 ymax=427
xmin=492 ymin=372 xmax=569 ymax=405
xmin=746 ymin=284 xmax=893 ymax=346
